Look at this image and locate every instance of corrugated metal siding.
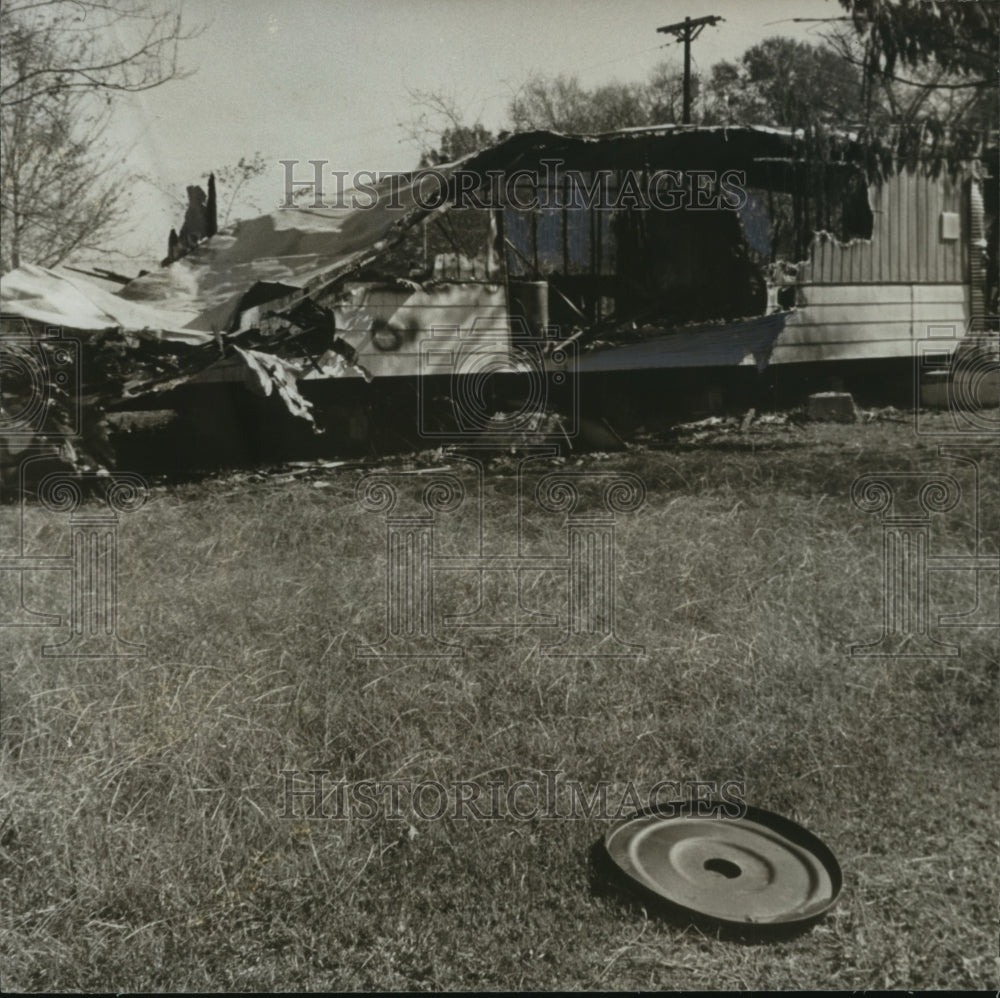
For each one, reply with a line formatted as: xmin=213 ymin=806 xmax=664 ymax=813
xmin=968 ymin=178 xmax=986 ymax=330
xmin=801 ymin=168 xmax=966 ymax=285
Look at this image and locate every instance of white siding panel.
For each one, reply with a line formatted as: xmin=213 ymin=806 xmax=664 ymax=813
xmin=771 ymin=284 xmax=969 ymax=364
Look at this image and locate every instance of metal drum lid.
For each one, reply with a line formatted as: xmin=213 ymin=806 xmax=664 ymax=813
xmin=604 ymin=803 xmax=842 ymax=926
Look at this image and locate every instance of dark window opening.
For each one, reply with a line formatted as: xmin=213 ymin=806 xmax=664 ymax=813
xmin=745 ymin=162 xmax=874 ymax=262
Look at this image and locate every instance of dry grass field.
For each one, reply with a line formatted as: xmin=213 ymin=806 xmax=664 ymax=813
xmin=2 ymin=413 xmax=997 ymax=990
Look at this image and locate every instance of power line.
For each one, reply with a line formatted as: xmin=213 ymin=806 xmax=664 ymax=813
xmin=656 ymin=15 xmax=724 ymax=124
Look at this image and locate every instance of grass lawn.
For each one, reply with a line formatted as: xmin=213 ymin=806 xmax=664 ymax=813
xmin=2 ymin=413 xmax=997 ymax=990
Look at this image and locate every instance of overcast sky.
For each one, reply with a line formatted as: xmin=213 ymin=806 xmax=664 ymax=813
xmin=108 ymin=0 xmax=845 ymax=268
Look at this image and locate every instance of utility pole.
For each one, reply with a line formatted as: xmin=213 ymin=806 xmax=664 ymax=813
xmin=656 ymin=14 xmax=723 ymax=124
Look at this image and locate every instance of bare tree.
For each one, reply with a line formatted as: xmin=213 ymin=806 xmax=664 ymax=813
xmin=0 ymin=0 xmax=198 ymax=272
xmin=645 ymin=62 xmax=691 ymax=125
xmin=213 ymin=153 xmax=268 ymax=227
xmin=0 ymin=0 xmax=196 ymax=109
xmin=404 ymin=89 xmax=495 ymax=167
xmin=507 ymin=72 xmax=661 ymax=134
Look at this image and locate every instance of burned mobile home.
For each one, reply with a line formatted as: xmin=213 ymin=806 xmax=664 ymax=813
xmin=1 ymin=124 xmax=995 ymax=472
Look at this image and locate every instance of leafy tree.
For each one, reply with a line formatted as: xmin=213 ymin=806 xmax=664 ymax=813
xmin=701 ymin=38 xmax=864 ymax=129
xmin=827 ymin=2 xmax=998 ymax=136
xmin=838 ymin=0 xmax=998 ymax=88
xmin=0 ymin=0 xmax=197 ymax=272
xmin=407 ymin=3 xmax=996 ymax=163
xmin=820 ymin=21 xmax=993 ymax=135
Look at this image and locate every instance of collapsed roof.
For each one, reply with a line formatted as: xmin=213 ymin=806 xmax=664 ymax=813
xmin=2 ymin=125 xmax=882 ymax=339
xmin=2 ymin=123 xmax=984 ymax=465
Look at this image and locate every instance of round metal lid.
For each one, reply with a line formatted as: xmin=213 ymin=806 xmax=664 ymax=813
xmin=604 ymin=803 xmax=842 ymax=926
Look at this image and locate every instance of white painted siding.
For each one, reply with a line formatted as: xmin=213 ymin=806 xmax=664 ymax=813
xmin=770 ymin=284 xmax=969 ymax=364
